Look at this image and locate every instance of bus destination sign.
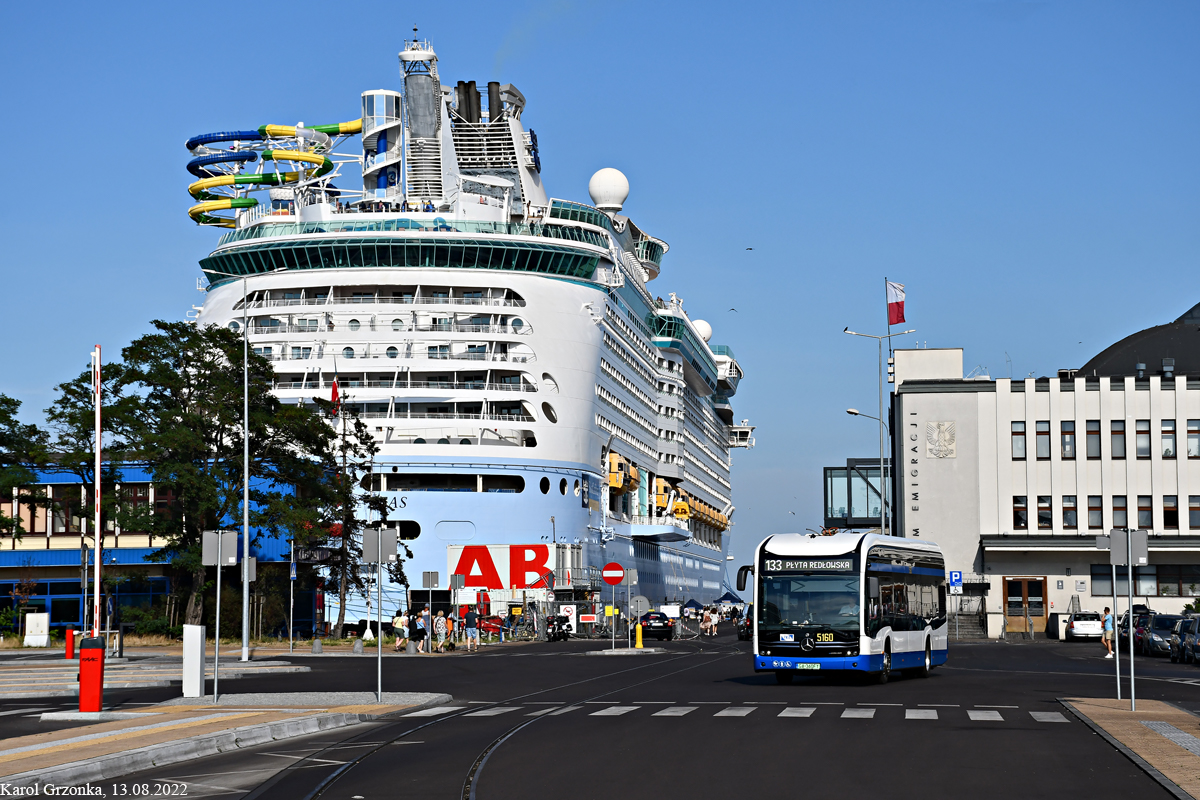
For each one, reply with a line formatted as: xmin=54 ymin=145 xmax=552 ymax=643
xmin=762 ymin=558 xmax=854 ymax=573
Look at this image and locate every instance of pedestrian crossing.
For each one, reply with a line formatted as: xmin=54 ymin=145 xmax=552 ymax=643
xmin=404 ymin=703 xmax=1069 ymax=724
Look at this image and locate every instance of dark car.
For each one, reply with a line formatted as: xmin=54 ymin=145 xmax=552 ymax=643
xmin=1170 ymin=618 xmax=1196 ymax=663
xmin=1143 ymin=614 xmax=1182 ymax=656
xmin=637 ymin=611 xmax=675 ymax=641
xmin=737 ymin=605 xmax=753 ymax=641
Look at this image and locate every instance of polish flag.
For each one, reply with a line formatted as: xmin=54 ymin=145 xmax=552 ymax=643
xmin=886 ymin=281 xmax=906 ymax=325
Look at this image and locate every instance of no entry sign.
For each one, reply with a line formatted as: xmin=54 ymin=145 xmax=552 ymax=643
xmin=602 ymin=562 xmax=624 ymax=586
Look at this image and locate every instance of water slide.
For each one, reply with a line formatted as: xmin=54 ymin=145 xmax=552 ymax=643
xmin=185 ymin=122 xmax=361 ymax=226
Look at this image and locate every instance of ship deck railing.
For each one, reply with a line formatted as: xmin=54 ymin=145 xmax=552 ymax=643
xmin=240 ymin=296 xmax=526 ymax=309
xmin=349 ymin=411 xmax=535 ymax=422
xmin=273 ymin=380 xmax=536 ymax=392
xmin=250 ymin=323 xmax=529 ymax=335
xmin=260 ymin=351 xmax=534 ymax=364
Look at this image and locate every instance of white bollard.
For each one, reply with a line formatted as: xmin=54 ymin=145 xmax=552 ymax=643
xmin=182 ymin=625 xmax=206 ymax=698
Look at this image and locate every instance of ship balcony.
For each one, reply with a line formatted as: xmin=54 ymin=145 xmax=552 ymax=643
xmin=248 ymin=321 xmax=531 ymax=336
xmin=712 ymin=395 xmax=734 ymax=425
xmin=274 ymin=379 xmax=537 ymax=392
xmin=728 ymin=421 xmax=756 ymax=449
xmin=255 ymin=348 xmax=535 ymax=364
xmin=617 ymin=514 xmax=691 ymax=544
xmin=240 ymin=295 xmax=526 ymax=310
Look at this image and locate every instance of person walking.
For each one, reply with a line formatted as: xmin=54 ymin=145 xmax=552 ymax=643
xmin=1102 ymin=607 xmax=1114 ymax=658
xmin=710 ymin=607 xmax=719 ymax=637
xmin=434 ymin=610 xmax=448 ymax=653
xmin=414 ymin=610 xmax=427 ymax=654
xmin=464 ymin=607 xmax=479 ymax=652
xmin=393 ymin=609 xmax=409 ymax=652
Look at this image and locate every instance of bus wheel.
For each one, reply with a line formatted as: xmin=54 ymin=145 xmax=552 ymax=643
xmin=875 ymin=647 xmax=891 ymax=684
xmin=914 ymin=643 xmax=931 ymax=678
xmin=775 ymin=671 xmax=794 ymax=685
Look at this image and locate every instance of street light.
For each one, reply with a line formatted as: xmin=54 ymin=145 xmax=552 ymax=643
xmin=843 ymin=327 xmax=914 ymax=538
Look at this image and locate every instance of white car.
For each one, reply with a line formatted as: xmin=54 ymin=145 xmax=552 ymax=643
xmin=1065 ymin=612 xmax=1104 ymax=640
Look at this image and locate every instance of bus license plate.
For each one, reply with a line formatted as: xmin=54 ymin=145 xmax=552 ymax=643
xmin=795 ymin=663 xmax=820 ymax=670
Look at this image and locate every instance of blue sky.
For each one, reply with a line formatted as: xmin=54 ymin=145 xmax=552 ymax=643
xmin=2 ymin=1 xmax=1198 ymax=569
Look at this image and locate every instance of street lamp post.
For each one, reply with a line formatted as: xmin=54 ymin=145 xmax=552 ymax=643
xmin=843 ymin=328 xmax=914 ymax=537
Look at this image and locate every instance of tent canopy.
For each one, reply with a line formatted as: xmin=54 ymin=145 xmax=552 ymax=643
xmin=682 ymin=599 xmax=703 ymax=610
xmin=717 ymin=591 xmax=743 ymax=604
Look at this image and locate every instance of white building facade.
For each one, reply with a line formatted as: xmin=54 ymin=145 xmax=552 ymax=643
xmin=893 ymin=348 xmax=1200 ymax=638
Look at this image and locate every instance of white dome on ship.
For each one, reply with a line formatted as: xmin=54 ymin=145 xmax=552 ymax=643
xmin=694 ymin=319 xmax=712 ymax=342
xmin=588 ymin=168 xmax=629 ymax=212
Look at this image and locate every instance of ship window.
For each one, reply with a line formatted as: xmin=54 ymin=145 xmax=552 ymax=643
xmin=460 ymin=438 xmax=471 ymax=445
xmin=343 ymin=347 xmax=355 ymax=359
xmin=413 ymin=438 xmax=426 ymax=444
xmin=348 ymin=319 xmax=361 ymax=331
xmin=574 ymin=479 xmax=581 ymax=497
xmin=438 ymin=438 xmax=450 ymax=444
xmin=540 ymin=477 xmax=550 ymax=494
xmin=228 ymin=321 xmax=241 ymax=332
xmin=559 ymin=478 xmax=567 ymax=495
xmin=541 ymin=402 xmax=558 ymax=423
xmin=386 ymin=347 xmax=398 ymax=358
xmin=392 ymin=319 xmax=404 ymax=331
xmin=511 ymin=318 xmax=524 ymax=332
xmin=396 ymin=521 xmax=420 ymax=540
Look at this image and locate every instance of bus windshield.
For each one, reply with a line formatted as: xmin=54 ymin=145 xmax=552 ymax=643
xmin=759 ymin=574 xmax=860 ymax=631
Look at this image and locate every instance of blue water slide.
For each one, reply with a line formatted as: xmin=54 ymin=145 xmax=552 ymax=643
xmin=187 ymin=150 xmax=259 ymax=178
xmin=185 ymin=130 xmax=265 ymax=151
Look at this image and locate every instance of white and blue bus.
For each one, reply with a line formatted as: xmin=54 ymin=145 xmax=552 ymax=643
xmin=737 ymin=531 xmax=948 ymax=684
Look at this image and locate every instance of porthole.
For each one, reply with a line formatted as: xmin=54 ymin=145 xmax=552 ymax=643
xmin=348 ymin=319 xmax=361 ymax=331
xmin=541 ymin=402 xmax=558 ymax=423
xmin=541 ymin=373 xmax=559 ymax=394
xmin=414 ymin=437 xmax=426 ymax=444
xmin=511 ymin=318 xmax=524 ymax=332
xmin=386 ymin=346 xmax=398 ymax=358
xmin=437 ymin=437 xmax=450 ymax=444
xmin=460 ymin=438 xmax=472 ymax=445
xmin=228 ymin=320 xmax=241 ymax=332
xmin=343 ymin=347 xmax=355 ymax=359
xmin=559 ymin=478 xmax=567 ymax=495
xmin=540 ymin=476 xmax=550 ymax=494
xmin=574 ymin=479 xmax=581 ymax=497
xmin=396 ymin=521 xmax=421 ymax=540
xmin=392 ymin=318 xmax=404 ymax=331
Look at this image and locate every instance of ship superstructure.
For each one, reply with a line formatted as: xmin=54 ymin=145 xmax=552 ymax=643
xmin=188 ymin=40 xmax=754 ymax=606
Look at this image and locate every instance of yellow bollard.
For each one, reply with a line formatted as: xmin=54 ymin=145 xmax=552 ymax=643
xmin=635 ymin=622 xmax=643 ymax=649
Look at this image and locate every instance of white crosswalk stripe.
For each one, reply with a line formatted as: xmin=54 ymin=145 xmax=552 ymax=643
xmin=1030 ymin=712 xmax=1068 ymax=723
xmin=967 ymin=710 xmax=1004 ymax=721
xmin=406 ymin=706 xmax=465 ymax=717
xmin=842 ymin=708 xmax=875 ymax=719
xmin=589 ymin=706 xmax=640 ymax=716
xmin=778 ymin=707 xmax=815 ymax=718
xmin=466 ymin=707 xmax=519 ymax=717
xmin=549 ymin=705 xmax=583 ymax=716
xmin=652 ymin=707 xmax=698 ymax=717
xmin=906 ymin=709 xmax=937 ymax=720
xmin=714 ymin=707 xmax=756 ymax=717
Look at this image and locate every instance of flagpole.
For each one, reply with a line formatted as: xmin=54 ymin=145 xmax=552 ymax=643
xmin=882 ymin=278 xmax=890 ymax=538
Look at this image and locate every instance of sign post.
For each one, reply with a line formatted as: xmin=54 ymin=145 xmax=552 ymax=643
xmin=949 ymin=572 xmax=963 ymax=639
xmin=603 ymin=562 xmax=623 ymax=650
xmin=202 ymin=530 xmax=238 ymax=703
xmin=364 ymin=527 xmax=397 ymax=703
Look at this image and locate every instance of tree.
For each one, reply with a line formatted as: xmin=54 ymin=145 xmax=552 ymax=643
xmin=0 ymin=395 xmax=49 ymax=537
xmin=115 ymin=320 xmax=332 ymax=626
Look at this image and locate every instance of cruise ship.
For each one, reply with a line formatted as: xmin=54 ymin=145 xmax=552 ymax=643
xmin=187 ymin=40 xmax=754 ymax=610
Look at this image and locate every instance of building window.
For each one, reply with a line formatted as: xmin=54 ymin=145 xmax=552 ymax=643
xmin=1163 ymin=420 xmax=1176 ymax=458
xmin=1036 ymin=421 xmax=1050 ymax=459
xmin=1088 ymin=495 xmax=1103 ymax=529
xmin=1137 ymin=495 xmax=1152 ymax=529
xmin=1136 ymin=420 xmax=1151 ymax=458
xmin=1192 ymin=496 xmax=1200 ymax=530
xmin=1061 ymin=422 xmax=1075 ymax=459
xmin=1111 ymin=421 xmax=1126 ymax=459
xmin=1013 ymin=496 xmax=1028 ymax=530
xmin=1113 ymin=496 xmax=1127 ymax=529
xmin=1164 ymin=496 xmax=1179 ymax=529
xmin=1011 ymin=422 xmax=1026 ymax=460
xmin=1063 ymin=496 xmax=1078 ymax=529
xmin=1189 ymin=420 xmax=1200 ymax=459
xmin=1086 ymin=420 xmax=1101 ymax=459
xmin=1037 ymin=496 xmax=1052 ymax=529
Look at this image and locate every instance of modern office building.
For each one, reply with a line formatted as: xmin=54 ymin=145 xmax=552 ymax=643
xmin=892 ymin=302 xmax=1200 ymax=637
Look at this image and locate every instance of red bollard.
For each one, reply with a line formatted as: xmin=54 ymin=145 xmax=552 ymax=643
xmin=78 ymin=637 xmax=105 ymax=712
xmin=65 ymin=628 xmax=75 ymax=659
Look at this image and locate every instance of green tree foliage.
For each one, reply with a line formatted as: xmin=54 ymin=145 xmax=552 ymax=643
xmin=0 ymin=395 xmax=49 ymax=537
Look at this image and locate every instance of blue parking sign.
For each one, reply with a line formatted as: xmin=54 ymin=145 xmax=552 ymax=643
xmin=949 ymin=571 xmax=963 ymax=595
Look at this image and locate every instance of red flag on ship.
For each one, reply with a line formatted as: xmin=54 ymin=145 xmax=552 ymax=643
xmin=886 ymin=281 xmax=906 ymax=325
xmin=330 ymin=370 xmax=341 ymax=417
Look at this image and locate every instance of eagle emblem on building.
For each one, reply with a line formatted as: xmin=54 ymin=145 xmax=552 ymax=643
xmin=926 ymin=421 xmax=956 ymax=459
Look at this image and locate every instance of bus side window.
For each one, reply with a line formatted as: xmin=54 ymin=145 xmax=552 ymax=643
xmin=938 ymin=585 xmax=947 ymax=617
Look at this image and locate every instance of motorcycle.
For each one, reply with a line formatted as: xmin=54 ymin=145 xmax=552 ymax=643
xmin=546 ymin=615 xmax=570 ymax=642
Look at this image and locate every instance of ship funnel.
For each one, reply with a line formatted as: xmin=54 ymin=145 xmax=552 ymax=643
xmin=588 ymin=168 xmax=629 ymax=212
xmin=488 ymin=81 xmax=503 ymax=122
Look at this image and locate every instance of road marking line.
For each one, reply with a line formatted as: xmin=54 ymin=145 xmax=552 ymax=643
xmin=714 ymin=707 xmax=756 ymax=717
xmin=809 ymin=702 xmax=844 ymax=705
xmin=632 ymin=701 xmax=674 ymax=704
xmin=549 ymin=706 xmax=583 ymax=716
xmin=918 ymin=704 xmax=959 ymax=707
xmin=589 ymin=706 xmax=639 ymax=717
xmin=584 ymin=701 xmax=616 ymax=704
xmin=974 ymin=705 xmax=1018 ymax=708
xmin=404 ymin=706 xmax=464 ymax=717
xmin=778 ymin=707 xmax=815 ymax=718
xmin=466 ymin=707 xmax=519 ymax=717
xmin=524 ymin=701 xmax=562 ymax=704
xmin=652 ymin=707 xmax=697 ymax=717
xmin=841 ymin=708 xmax=875 ymax=719
xmin=690 ymin=701 xmax=731 ymax=704
xmin=1030 ymin=712 xmax=1069 ymax=723
xmin=858 ymin=703 xmax=903 ymax=706
xmin=525 ymin=708 xmax=561 ymax=717
xmin=967 ymin=710 xmax=1004 ymax=721
xmin=906 ymin=709 xmax=937 ymax=720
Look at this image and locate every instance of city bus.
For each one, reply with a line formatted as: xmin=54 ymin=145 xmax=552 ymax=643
xmin=736 ymin=531 xmax=947 ymax=684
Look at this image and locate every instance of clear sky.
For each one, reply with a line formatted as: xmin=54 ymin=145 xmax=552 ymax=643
xmin=2 ymin=1 xmax=1198 ymax=572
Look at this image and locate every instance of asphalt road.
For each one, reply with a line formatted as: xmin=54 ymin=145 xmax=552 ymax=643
xmin=6 ymin=634 xmax=1198 ymax=799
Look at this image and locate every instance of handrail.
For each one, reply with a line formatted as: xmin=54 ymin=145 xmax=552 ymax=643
xmin=249 ymin=322 xmax=530 ymax=335
xmin=239 ymin=297 xmax=526 ymax=309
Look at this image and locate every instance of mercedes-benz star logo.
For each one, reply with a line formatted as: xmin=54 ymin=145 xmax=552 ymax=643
xmin=800 ymin=636 xmax=814 ymax=652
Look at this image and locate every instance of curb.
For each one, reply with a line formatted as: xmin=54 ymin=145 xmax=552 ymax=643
xmin=1057 ymin=698 xmax=1194 ymax=800
xmin=3 ymin=693 xmax=452 ymax=789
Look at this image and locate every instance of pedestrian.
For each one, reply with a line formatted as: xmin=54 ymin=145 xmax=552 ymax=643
xmin=393 ymin=609 xmax=409 ymax=652
xmin=464 ymin=606 xmax=479 ymax=652
xmin=434 ymin=610 xmax=448 ymax=653
xmin=710 ymin=607 xmax=718 ymax=637
xmin=700 ymin=607 xmax=710 ymax=636
xmin=414 ymin=610 xmax=427 ymax=653
xmin=1102 ymin=606 xmax=1114 ymax=658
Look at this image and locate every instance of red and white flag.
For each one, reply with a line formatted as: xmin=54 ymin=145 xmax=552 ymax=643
xmin=886 ymin=281 xmax=906 ymax=325
xmin=330 ymin=373 xmax=341 ymax=417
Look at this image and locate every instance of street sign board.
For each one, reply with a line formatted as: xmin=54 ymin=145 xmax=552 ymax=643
xmin=290 ymin=562 xmax=297 ymax=581
xmin=622 ymin=569 xmax=638 ymax=587
xmin=560 ymin=604 xmax=577 ymax=632
xmin=201 ymin=530 xmax=238 ymax=566
xmin=295 ymin=547 xmax=331 ymax=563
xmin=422 ymin=571 xmax=439 ymax=589
xmin=631 ymin=595 xmax=650 ymax=619
xmin=363 ymin=529 xmax=398 ymax=564
xmin=602 ymin=562 xmax=624 ymax=585
xmin=579 ymin=614 xmax=598 ymax=624
xmin=949 ymin=571 xmax=963 ymax=596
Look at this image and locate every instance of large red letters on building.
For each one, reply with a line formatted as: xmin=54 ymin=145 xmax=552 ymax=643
xmin=451 ymin=545 xmax=553 ymax=589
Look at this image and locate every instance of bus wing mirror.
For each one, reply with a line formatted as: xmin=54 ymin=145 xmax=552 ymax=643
xmin=868 ymin=577 xmax=880 ymax=599
xmin=737 ymin=565 xmax=753 ymax=592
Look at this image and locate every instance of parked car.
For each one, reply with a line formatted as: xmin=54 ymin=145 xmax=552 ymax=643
xmin=1065 ymin=611 xmax=1103 ymax=640
xmin=1170 ymin=618 xmax=1196 ymax=663
xmin=1143 ymin=614 xmax=1182 ymax=657
xmin=1183 ymin=618 xmax=1200 ymax=663
xmin=636 ymin=611 xmax=675 ymax=641
xmin=737 ymin=605 xmax=753 ymax=641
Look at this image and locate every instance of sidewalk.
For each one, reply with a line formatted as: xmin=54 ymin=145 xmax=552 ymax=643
xmin=1063 ymin=697 xmax=1200 ymax=799
xmin=0 ymin=691 xmax=450 ymax=790
xmin=0 ymin=657 xmax=309 ymax=699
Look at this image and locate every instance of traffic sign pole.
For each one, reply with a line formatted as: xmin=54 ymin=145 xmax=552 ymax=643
xmin=602 ymin=562 xmax=624 ymax=651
